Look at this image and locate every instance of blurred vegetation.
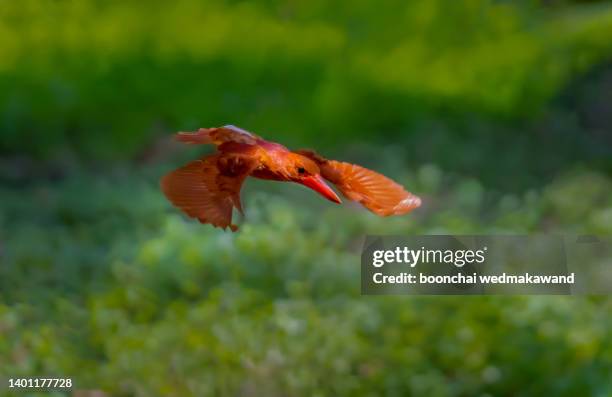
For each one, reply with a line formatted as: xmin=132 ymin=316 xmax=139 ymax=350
xmin=1 ymin=0 xmax=612 ymax=396
xmin=1 ymin=0 xmax=612 ymax=184
xmin=1 ymin=165 xmax=612 ymax=396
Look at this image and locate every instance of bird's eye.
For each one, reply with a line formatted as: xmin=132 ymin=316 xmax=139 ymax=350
xmin=297 ymin=167 xmax=306 ymax=174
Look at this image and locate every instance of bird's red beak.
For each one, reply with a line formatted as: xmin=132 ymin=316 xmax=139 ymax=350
xmin=299 ymin=175 xmax=341 ymax=204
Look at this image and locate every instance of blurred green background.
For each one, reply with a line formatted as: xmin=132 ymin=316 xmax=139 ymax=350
xmin=1 ymin=0 xmax=612 ymax=396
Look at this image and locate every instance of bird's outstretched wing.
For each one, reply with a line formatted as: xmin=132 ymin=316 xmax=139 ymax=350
xmin=160 ymin=152 xmax=258 ymax=231
xmin=175 ymin=125 xmax=261 ymax=146
xmin=296 ymin=150 xmax=421 ymax=216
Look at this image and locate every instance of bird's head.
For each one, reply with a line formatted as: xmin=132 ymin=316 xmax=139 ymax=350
xmin=284 ymin=153 xmax=341 ymax=204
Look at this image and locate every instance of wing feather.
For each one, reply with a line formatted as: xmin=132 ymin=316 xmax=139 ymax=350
xmin=160 ymin=153 xmax=257 ymax=231
xmin=296 ymin=150 xmax=421 ymax=216
xmin=175 ymin=125 xmax=261 ymax=146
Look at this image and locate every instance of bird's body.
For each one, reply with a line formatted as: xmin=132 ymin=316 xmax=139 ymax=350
xmin=161 ymin=125 xmax=421 ymax=231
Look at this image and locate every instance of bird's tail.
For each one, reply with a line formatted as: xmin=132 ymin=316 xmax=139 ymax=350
xmin=175 ymin=128 xmax=213 ymax=145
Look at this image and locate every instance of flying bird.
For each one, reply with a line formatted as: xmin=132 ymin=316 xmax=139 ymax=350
xmin=161 ymin=125 xmax=421 ymax=231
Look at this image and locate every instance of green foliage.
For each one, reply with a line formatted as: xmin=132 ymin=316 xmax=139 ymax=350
xmin=1 ymin=0 xmax=612 ymax=159
xmin=1 ymin=1 xmax=612 ymax=395
xmin=1 ymin=164 xmax=611 ymax=396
